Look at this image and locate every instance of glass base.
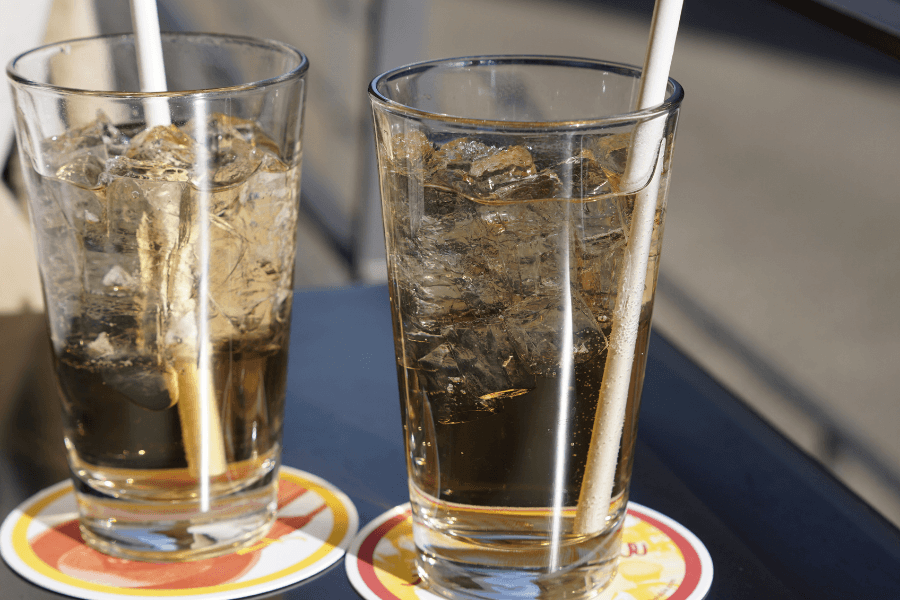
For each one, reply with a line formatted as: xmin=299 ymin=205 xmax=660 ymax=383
xmin=417 ymin=549 xmax=619 ymax=600
xmin=411 ymin=488 xmax=625 ymax=600
xmin=73 ymin=476 xmax=278 ymax=562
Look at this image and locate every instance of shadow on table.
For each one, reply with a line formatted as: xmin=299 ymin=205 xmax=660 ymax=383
xmin=0 ymin=313 xmax=69 ymax=517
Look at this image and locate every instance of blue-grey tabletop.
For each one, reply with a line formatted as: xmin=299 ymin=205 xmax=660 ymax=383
xmin=278 ymin=285 xmax=900 ymax=599
xmin=1 ymin=284 xmax=899 ymax=599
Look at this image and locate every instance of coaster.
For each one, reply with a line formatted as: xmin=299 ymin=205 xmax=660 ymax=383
xmin=346 ymin=502 xmax=712 ymax=600
xmin=0 ymin=466 xmax=358 ymax=599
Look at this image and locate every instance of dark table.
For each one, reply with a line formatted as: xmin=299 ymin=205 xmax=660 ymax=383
xmin=2 ymin=284 xmax=899 ymax=599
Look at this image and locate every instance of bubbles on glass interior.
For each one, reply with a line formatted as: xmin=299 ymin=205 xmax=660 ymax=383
xmin=384 ymin=131 xmax=634 ymax=424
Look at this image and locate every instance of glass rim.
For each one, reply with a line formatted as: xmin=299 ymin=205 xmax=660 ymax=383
xmin=368 ymin=55 xmax=684 ymax=129
xmin=6 ymin=31 xmax=309 ymax=98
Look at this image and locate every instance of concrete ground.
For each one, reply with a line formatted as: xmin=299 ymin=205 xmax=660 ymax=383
xmin=2 ymin=0 xmax=899 ymax=526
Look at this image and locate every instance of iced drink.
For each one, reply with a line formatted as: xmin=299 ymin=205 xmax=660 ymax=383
xmin=370 ymin=57 xmax=682 ymax=599
xmin=8 ymin=33 xmax=308 ymax=561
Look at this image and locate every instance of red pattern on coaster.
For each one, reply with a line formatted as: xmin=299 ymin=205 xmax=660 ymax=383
xmin=357 ymin=512 xmax=414 ymax=596
xmin=346 ymin=502 xmax=713 ymax=600
xmin=27 ymin=479 xmax=317 ymax=590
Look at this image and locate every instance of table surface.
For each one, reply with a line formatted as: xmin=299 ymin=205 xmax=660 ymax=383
xmin=1 ymin=284 xmax=899 ymax=599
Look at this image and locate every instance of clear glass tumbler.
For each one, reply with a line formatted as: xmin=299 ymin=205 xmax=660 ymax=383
xmin=7 ymin=33 xmax=307 ymax=561
xmin=369 ymin=56 xmax=683 ymax=599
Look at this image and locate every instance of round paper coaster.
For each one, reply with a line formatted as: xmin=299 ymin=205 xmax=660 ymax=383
xmin=0 ymin=466 xmax=358 ymax=599
xmin=346 ymin=502 xmax=712 ymax=600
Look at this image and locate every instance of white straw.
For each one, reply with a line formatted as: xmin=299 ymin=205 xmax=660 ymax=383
xmin=129 ymin=0 xmax=226 ymax=508
xmin=129 ymin=0 xmax=171 ymax=126
xmin=574 ymin=0 xmax=684 ymax=535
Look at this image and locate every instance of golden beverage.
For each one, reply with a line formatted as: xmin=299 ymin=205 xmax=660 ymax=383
xmin=24 ymin=113 xmax=299 ymax=560
xmin=55 ymin=342 xmax=287 ymax=492
xmin=379 ymin=131 xmax=664 ymax=597
xmin=371 ymin=54 xmax=682 ymax=600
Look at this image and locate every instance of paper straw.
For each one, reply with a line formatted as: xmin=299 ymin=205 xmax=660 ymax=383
xmin=129 ymin=0 xmax=226 ymax=505
xmin=574 ymin=0 xmax=684 ymax=535
xmin=129 ymin=0 xmax=171 ymax=126
xmin=191 ymin=98 xmax=227 ymax=509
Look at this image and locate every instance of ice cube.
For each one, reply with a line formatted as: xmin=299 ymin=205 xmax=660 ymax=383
xmin=105 ymin=155 xmax=191 ymax=182
xmin=414 ymin=371 xmax=498 ymax=425
xmin=210 ymin=137 xmax=263 ymax=187
xmin=258 ymin=151 xmax=291 ymax=174
xmin=573 ymin=197 xmax=627 ymax=318
xmin=488 ymin=171 xmax=561 ymax=202
xmin=102 ymin=360 xmax=174 ymax=411
xmin=504 ymin=290 xmax=607 ymax=377
xmin=399 ymin=321 xmax=445 ymax=369
xmin=553 ymin=149 xmax=614 ymax=198
xmin=204 ymin=160 xmax=298 ymax=337
xmin=101 ymin=265 xmax=134 ymax=288
xmin=42 ymin=177 xmax=107 ymax=251
xmin=247 ymin=165 xmax=300 ymax=282
xmin=82 ymin=249 xmax=139 ymax=296
xmin=86 ymin=332 xmax=115 ymax=358
xmin=412 ymin=320 xmax=535 ymax=425
xmin=418 ymin=342 xmax=458 ymax=372
xmin=424 ymin=170 xmax=480 ymax=215
xmin=184 ymin=113 xmax=281 ymax=186
xmin=165 ymin=312 xmax=197 ymax=347
xmin=206 ymin=207 xmax=256 ymax=334
xmin=392 ymin=130 xmax=433 ymax=166
xmin=126 ymin=125 xmax=195 ymax=168
xmin=575 ymin=195 xmax=625 ymax=249
xmin=55 ymin=152 xmax=106 ymax=188
xmin=427 ymin=141 xmax=558 ymax=204
xmin=469 ymin=145 xmax=539 ymax=197
xmin=412 ymin=343 xmax=470 ymax=424
xmin=432 ymin=137 xmax=493 ymax=170
xmin=445 ymin=322 xmax=534 ymax=398
xmin=186 ymin=113 xmax=270 ymax=149
xmin=592 ymin=132 xmax=633 ymax=191
xmin=104 ymin=124 xmax=194 ymax=183
xmin=417 ymin=209 xmax=508 ymax=316
xmin=80 ymin=111 xmax=129 ymax=152
xmin=106 ymin=177 xmax=186 ymax=256
xmin=399 ymin=263 xmax=469 ymax=328
xmin=27 ymin=195 xmax=82 ymax=348
xmin=478 ymin=200 xmax=571 ymax=298
xmin=470 ymin=146 xmax=534 ymax=179
xmin=393 ymin=208 xmax=507 ymax=329
xmin=43 ymin=111 xmax=129 ymax=168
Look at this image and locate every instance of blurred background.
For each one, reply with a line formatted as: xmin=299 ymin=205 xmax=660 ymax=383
xmin=2 ymin=0 xmax=899 ymax=526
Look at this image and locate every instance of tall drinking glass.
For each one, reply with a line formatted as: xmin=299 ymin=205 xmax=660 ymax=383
xmin=7 ymin=33 xmax=307 ymax=561
xmin=369 ymin=56 xmax=683 ymax=598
